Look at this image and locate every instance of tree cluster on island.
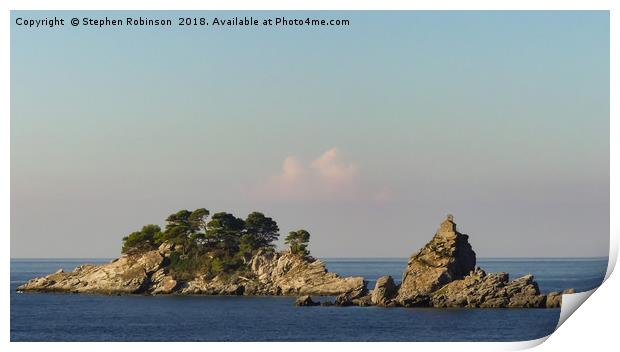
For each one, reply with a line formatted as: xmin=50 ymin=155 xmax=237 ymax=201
xmin=121 ymin=208 xmax=311 ymax=280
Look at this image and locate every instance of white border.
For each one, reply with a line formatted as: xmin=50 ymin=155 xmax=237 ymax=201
xmin=2 ymin=1 xmax=617 ymax=351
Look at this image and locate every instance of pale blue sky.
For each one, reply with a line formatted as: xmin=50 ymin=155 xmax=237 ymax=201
xmin=11 ymin=11 xmax=609 ymax=258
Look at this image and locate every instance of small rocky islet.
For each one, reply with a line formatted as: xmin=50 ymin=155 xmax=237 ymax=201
xmin=17 ymin=211 xmax=572 ymax=308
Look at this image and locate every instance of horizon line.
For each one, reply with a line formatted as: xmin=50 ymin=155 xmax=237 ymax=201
xmin=10 ymin=256 xmax=610 ymax=260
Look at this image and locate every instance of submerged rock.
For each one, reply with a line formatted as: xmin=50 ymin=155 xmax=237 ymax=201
xmin=295 ymin=295 xmax=319 ymax=306
xmin=355 ymin=295 xmax=373 ymax=307
xmin=334 ymin=286 xmax=369 ymax=306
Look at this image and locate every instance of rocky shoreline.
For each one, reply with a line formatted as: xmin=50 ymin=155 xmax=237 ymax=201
xmin=17 ymin=244 xmax=366 ymax=297
xmin=17 ymin=215 xmax=572 ymax=308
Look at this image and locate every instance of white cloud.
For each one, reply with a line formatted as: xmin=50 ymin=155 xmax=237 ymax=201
xmin=311 ymin=148 xmax=358 ymax=187
xmin=280 ymin=155 xmax=304 ymax=183
xmin=256 ymin=148 xmax=390 ymax=203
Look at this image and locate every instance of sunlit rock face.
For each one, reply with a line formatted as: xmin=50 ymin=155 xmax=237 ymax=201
xmin=17 ymin=214 xmax=567 ymax=309
xmin=17 ymin=244 xmax=366 ymax=298
xmin=396 ymin=215 xmax=476 ymax=307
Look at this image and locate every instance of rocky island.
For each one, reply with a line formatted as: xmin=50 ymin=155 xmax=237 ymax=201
xmin=17 ymin=209 xmax=571 ymax=308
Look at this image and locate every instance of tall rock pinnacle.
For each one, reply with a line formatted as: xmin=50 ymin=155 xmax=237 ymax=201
xmin=396 ymin=214 xmax=477 ymax=306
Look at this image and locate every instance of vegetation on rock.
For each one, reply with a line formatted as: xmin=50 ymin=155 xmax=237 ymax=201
xmin=284 ymin=230 xmax=311 ymax=256
xmin=18 ymin=213 xmax=572 ymax=309
xmin=120 ymin=208 xmax=311 ymax=278
xmin=121 ymin=224 xmax=162 ymax=254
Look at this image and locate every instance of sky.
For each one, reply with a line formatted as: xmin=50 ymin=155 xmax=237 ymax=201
xmin=11 ymin=11 xmax=609 ymax=258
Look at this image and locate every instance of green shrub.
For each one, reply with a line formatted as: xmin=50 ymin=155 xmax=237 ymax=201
xmin=121 ymin=224 xmax=162 ymax=254
xmin=118 ymin=207 xmax=314 ymax=279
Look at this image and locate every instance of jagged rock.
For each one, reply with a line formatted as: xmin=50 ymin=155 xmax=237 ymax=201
xmin=334 ymin=284 xmax=369 ymax=306
xmin=544 ymin=288 xmax=574 ymax=308
xmin=157 ymin=242 xmax=175 ymax=256
xmin=249 ymin=250 xmax=367 ymax=296
xmin=150 ymin=269 xmax=178 ymax=294
xmin=180 ymin=251 xmax=366 ymax=297
xmin=17 ymin=250 xmax=165 ymax=294
xmin=18 ymin=244 xmax=365 ymax=298
xmin=396 ymin=215 xmax=476 ymax=306
xmin=334 ymin=294 xmax=355 ymax=306
xmin=295 ymin=295 xmax=319 ymax=306
xmin=371 ymin=276 xmax=398 ymax=306
xmin=505 ymin=274 xmax=545 ymax=308
xmin=179 ymin=275 xmax=246 ymax=295
xmin=546 ymin=292 xmax=562 ymax=308
xmin=355 ymin=295 xmax=373 ymax=307
xmin=430 ymin=268 xmax=546 ymax=308
xmin=333 ymin=294 xmax=352 ymax=306
xmin=17 ymin=215 xmax=572 ymax=310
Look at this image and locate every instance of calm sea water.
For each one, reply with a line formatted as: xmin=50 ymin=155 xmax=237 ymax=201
xmin=10 ymin=257 xmax=607 ymax=342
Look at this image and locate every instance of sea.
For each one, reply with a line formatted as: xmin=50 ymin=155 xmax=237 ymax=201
xmin=10 ymin=257 xmax=608 ymax=342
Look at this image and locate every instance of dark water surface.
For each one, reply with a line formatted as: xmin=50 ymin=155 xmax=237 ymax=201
xmin=10 ymin=258 xmax=607 ymax=342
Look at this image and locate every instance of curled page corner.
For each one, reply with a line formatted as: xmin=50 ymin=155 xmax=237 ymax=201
xmin=552 ymin=233 xmax=619 ymax=331
xmin=605 ymin=235 xmax=618 ymax=281
xmin=507 ymin=335 xmax=549 ymax=350
xmin=516 ymin=289 xmax=598 ymax=350
xmin=555 ymin=289 xmax=596 ymax=330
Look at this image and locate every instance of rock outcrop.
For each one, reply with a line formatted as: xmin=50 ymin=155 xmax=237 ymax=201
xmin=392 ymin=215 xmax=570 ymax=308
xmin=248 ymin=250 xmax=367 ymax=296
xmin=396 ymin=214 xmax=476 ymax=306
xmin=370 ymin=276 xmax=398 ymax=306
xmin=17 ymin=248 xmax=166 ymax=294
xmin=17 ymin=214 xmax=573 ymax=309
xmin=334 ymin=289 xmax=370 ymax=306
xmin=430 ymin=267 xmax=546 ymax=308
xmin=544 ymin=288 xmax=575 ymax=308
xmin=17 ymin=245 xmax=367 ymax=299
